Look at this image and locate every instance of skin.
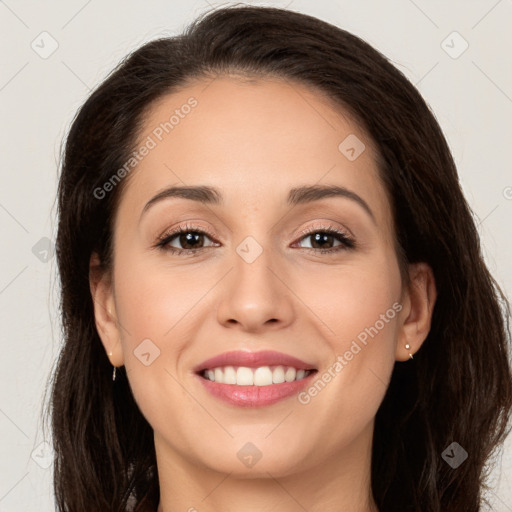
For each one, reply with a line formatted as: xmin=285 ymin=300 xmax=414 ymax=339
xmin=90 ymin=76 xmax=436 ymax=512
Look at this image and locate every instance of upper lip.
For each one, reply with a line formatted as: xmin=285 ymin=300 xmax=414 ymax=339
xmin=194 ymin=350 xmax=317 ymax=373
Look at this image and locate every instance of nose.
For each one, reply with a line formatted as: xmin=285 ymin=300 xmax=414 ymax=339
xmin=216 ymin=245 xmax=296 ymax=333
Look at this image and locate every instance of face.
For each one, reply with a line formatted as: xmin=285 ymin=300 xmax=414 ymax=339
xmin=94 ymin=76 xmax=417 ymax=479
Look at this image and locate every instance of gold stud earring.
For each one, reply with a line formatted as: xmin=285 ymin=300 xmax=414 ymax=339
xmin=405 ymin=343 xmax=413 ymax=360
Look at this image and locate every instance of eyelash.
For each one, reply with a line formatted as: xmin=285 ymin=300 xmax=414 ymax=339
xmin=154 ymin=222 xmax=356 ymax=256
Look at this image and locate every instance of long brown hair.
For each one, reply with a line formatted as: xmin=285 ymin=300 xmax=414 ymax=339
xmin=47 ymin=5 xmax=512 ymax=511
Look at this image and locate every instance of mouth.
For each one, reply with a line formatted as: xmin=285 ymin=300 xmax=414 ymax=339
xmin=198 ymin=365 xmax=316 ymax=385
xmin=194 ymin=350 xmax=318 ymax=407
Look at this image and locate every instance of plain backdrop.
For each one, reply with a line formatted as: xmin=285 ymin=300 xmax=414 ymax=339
xmin=0 ymin=0 xmax=511 ymax=510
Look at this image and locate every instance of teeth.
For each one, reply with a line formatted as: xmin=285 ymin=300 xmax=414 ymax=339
xmin=285 ymin=367 xmax=296 ymax=382
xmin=223 ymin=366 xmax=237 ymax=384
xmin=272 ymin=366 xmax=285 ymax=384
xmin=236 ymin=367 xmax=254 ymax=385
xmin=254 ymin=366 xmax=273 ymax=386
xmin=203 ymin=365 xmax=313 ymax=385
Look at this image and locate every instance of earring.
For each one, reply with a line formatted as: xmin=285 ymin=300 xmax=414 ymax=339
xmin=108 ymin=351 xmax=117 ymax=381
xmin=405 ymin=343 xmax=413 ymax=360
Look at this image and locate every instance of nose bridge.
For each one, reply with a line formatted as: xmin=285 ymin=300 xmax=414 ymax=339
xmin=216 ymin=234 xmax=294 ymax=331
xmin=235 ymin=235 xmax=275 ymax=292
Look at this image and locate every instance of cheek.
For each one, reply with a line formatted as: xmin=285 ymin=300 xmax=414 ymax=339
xmin=111 ymin=247 xmax=230 ymax=394
xmin=292 ymin=251 xmax=402 ymax=414
xmin=111 ymin=251 xmax=178 ymax=364
xmin=113 ymin=244 xmax=217 ymax=338
xmin=111 ymin=256 xmax=204 ymax=434
xmin=294 ymin=251 xmax=402 ymax=353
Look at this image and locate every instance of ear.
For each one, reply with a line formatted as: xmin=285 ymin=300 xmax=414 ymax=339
xmin=395 ymin=262 xmax=437 ymax=361
xmin=89 ymin=252 xmax=124 ymax=367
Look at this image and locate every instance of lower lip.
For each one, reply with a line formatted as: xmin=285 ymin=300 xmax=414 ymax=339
xmin=196 ymin=372 xmax=317 ymax=407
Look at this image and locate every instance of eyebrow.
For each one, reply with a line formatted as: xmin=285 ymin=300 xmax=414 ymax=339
xmin=140 ymin=184 xmax=375 ymax=223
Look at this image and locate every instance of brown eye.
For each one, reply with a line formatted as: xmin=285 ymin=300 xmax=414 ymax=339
xmin=296 ymin=228 xmax=355 ymax=252
xmin=170 ymin=232 xmax=207 ymax=250
xmin=156 ymin=223 xmax=218 ymax=254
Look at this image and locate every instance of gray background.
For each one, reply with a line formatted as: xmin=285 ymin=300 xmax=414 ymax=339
xmin=0 ymin=0 xmax=511 ymax=510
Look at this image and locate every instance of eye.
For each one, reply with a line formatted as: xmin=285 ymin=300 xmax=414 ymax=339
xmin=294 ymin=225 xmax=355 ymax=253
xmin=155 ymin=223 xmax=218 ymax=254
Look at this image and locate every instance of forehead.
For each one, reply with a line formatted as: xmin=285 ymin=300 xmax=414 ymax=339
xmin=116 ymin=76 xmax=392 ymax=232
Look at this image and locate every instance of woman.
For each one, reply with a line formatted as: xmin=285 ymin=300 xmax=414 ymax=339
xmin=48 ymin=5 xmax=512 ymax=511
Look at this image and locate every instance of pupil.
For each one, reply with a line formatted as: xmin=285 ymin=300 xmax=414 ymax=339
xmin=180 ymin=232 xmax=203 ymax=249
xmin=312 ymin=233 xmax=333 ymax=249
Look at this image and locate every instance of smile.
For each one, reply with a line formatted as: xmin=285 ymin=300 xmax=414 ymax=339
xmin=194 ymin=350 xmax=318 ymax=407
xmin=200 ymin=365 xmax=315 ymax=386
